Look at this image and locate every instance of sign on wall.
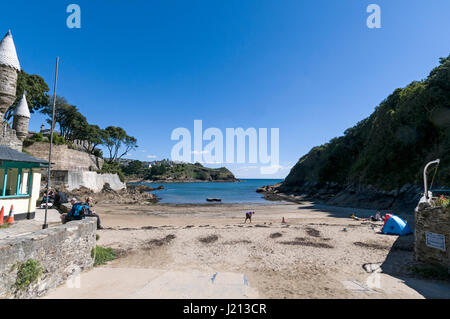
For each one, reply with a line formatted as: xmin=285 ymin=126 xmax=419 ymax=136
xmin=425 ymin=232 xmax=446 ymax=252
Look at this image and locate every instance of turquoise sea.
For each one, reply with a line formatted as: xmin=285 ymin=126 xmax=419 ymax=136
xmin=141 ymin=179 xmax=283 ymax=204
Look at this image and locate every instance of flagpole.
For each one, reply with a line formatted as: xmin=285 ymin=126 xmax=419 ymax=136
xmin=43 ymin=57 xmax=59 ymax=230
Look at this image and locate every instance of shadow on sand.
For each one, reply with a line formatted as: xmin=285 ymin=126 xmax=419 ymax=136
xmin=379 ymin=235 xmax=450 ymax=299
xmin=296 ymin=201 xmax=414 ymax=221
xmin=294 ymin=201 xmax=450 ymax=298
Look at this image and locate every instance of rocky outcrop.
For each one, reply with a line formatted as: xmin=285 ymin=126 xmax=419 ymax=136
xmin=60 ymin=183 xmax=158 ymax=206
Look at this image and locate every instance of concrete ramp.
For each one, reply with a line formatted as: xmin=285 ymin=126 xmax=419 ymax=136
xmin=130 ymin=271 xmax=258 ymax=299
xmin=43 ymin=268 xmax=258 ymax=299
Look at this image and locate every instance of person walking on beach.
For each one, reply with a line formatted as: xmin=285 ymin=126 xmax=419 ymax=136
xmin=245 ymin=211 xmax=255 ymax=224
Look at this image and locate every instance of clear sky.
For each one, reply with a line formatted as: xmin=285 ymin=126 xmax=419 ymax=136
xmin=1 ymin=1 xmax=450 ymax=178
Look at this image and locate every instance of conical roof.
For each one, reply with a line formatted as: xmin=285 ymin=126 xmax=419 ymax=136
xmin=14 ymin=93 xmax=30 ymax=118
xmin=0 ymin=30 xmax=21 ymax=71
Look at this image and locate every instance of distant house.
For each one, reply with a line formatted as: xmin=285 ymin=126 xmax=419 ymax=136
xmin=0 ymin=145 xmax=47 ymax=221
xmin=39 ymin=124 xmax=51 ymax=137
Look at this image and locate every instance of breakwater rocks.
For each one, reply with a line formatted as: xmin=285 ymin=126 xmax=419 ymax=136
xmin=57 ymin=183 xmax=159 ymax=206
xmin=257 ymin=182 xmax=422 ymax=212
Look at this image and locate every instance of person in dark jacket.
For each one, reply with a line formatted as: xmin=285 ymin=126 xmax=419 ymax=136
xmin=61 ymin=198 xmax=85 ymax=224
xmin=83 ymin=197 xmax=104 ymax=230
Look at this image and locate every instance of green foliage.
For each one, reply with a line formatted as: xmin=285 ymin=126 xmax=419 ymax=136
xmin=32 ymin=133 xmax=43 ymax=142
xmin=102 ymin=126 xmax=138 ymax=163
xmin=92 ymin=246 xmax=116 ymax=266
xmin=13 ymin=259 xmax=44 ymax=291
xmin=121 ymin=160 xmax=151 ymax=178
xmin=433 ymin=195 xmax=450 ymax=208
xmin=285 ymin=55 xmax=450 ymax=190
xmin=51 ymin=132 xmax=66 ymax=145
xmin=100 ymin=162 xmax=125 ymax=183
xmin=5 ymin=70 xmax=50 ymax=120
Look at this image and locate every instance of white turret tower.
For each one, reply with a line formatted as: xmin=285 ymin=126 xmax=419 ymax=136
xmin=0 ymin=30 xmax=21 ymax=120
xmin=13 ymin=93 xmax=30 ymax=141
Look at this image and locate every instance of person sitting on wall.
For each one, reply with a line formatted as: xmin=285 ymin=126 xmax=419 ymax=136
xmin=83 ymin=196 xmax=104 ymax=230
xmin=54 ymin=190 xmax=69 ymax=213
xmin=60 ymin=198 xmax=86 ymax=224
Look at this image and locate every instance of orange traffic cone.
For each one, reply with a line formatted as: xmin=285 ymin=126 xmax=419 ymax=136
xmin=6 ymin=205 xmax=14 ymax=224
xmin=0 ymin=206 xmax=4 ymax=225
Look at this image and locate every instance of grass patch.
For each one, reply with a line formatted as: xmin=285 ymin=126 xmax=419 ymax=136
xmin=92 ymin=246 xmax=117 ymax=266
xmin=13 ymin=259 xmax=44 ymax=291
xmin=411 ymin=265 xmax=450 ymax=280
xmin=0 ymin=224 xmax=11 ymax=229
xmin=199 ymin=235 xmax=219 ymax=244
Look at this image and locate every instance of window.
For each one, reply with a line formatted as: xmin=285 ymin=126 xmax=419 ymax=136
xmin=0 ymin=166 xmax=33 ymax=198
xmin=5 ymin=168 xmax=19 ymax=196
xmin=20 ymin=169 xmax=31 ymax=195
xmin=0 ymin=168 xmax=4 ymax=196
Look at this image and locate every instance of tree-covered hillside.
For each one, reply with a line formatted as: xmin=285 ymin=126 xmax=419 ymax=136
xmin=284 ymin=55 xmax=450 ymax=191
xmin=122 ymin=160 xmax=238 ymax=182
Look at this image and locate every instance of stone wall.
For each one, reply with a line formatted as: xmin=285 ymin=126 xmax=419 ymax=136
xmin=51 ymin=170 xmax=126 ymax=192
xmin=0 ymin=219 xmax=97 ymax=299
xmin=24 ymin=142 xmax=104 ymax=171
xmin=0 ymin=64 xmax=18 ymax=117
xmin=12 ymin=116 xmax=29 ymax=141
xmin=0 ymin=122 xmax=22 ymax=151
xmin=414 ymin=203 xmax=450 ymax=273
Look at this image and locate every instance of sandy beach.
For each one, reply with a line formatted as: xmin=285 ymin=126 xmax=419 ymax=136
xmin=44 ymin=201 xmax=450 ymax=299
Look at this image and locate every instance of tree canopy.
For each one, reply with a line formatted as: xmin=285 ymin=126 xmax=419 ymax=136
xmin=6 ymin=70 xmax=50 ymax=120
xmin=102 ymin=126 xmax=138 ymax=163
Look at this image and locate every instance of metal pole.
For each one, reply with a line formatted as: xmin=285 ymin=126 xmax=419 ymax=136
xmin=43 ymin=57 xmax=59 ymax=230
xmin=423 ymin=159 xmax=440 ymax=201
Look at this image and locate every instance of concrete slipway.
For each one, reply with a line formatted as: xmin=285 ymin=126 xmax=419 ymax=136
xmin=43 ymin=269 xmax=259 ymax=299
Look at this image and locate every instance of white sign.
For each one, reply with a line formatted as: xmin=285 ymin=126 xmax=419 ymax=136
xmin=425 ymin=232 xmax=446 ymax=251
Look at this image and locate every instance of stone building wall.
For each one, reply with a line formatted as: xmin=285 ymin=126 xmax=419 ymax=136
xmin=414 ymin=203 xmax=450 ymax=273
xmin=51 ymin=170 xmax=126 ymax=192
xmin=24 ymin=142 xmax=104 ymax=171
xmin=0 ymin=122 xmax=22 ymax=151
xmin=0 ymin=219 xmax=97 ymax=299
xmin=0 ymin=64 xmax=17 ymax=117
xmin=12 ymin=116 xmax=29 ymax=141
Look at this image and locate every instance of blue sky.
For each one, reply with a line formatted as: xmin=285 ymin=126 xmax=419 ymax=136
xmin=1 ymin=1 xmax=450 ymax=178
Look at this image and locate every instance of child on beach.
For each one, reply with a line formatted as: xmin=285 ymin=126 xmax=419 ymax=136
xmin=245 ymin=211 xmax=255 ymax=223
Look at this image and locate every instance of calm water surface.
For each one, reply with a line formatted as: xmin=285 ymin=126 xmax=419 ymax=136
xmin=141 ymin=179 xmax=283 ymax=204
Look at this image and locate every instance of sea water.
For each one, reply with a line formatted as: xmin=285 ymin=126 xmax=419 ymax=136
xmin=141 ymin=179 xmax=283 ymax=204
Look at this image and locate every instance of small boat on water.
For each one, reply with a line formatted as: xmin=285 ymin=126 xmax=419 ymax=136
xmin=206 ymin=198 xmax=222 ymax=202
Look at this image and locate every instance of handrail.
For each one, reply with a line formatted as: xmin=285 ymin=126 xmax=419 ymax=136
xmin=424 ymin=159 xmax=440 ymax=201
